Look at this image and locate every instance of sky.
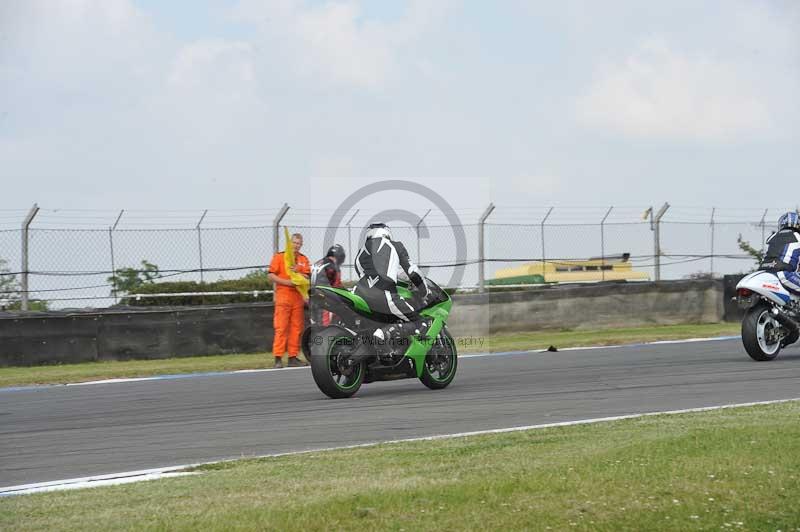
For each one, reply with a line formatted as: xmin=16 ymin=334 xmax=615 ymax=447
xmin=1 ymin=0 xmax=799 ymax=220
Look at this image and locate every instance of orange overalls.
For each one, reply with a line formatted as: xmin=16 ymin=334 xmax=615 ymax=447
xmin=269 ymin=251 xmax=311 ymax=358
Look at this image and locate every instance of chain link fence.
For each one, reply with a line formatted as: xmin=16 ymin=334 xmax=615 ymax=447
xmin=0 ymin=205 xmax=779 ymax=310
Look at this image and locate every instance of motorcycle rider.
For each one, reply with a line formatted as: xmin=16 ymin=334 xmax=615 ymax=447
xmin=311 ymin=244 xmax=346 ymax=325
xmin=761 ymin=212 xmax=800 ymax=294
xmin=312 ymin=244 xmax=346 ymax=289
xmin=353 ymin=223 xmax=430 ymax=351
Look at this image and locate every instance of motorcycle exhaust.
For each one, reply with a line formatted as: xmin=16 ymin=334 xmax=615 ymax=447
xmin=345 ymin=341 xmax=374 ymax=365
xmin=770 ymin=307 xmax=800 ymax=335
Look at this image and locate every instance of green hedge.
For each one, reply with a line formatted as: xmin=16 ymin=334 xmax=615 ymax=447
xmin=120 ymin=277 xmax=457 ymax=306
xmin=123 ymin=277 xmax=273 ymax=306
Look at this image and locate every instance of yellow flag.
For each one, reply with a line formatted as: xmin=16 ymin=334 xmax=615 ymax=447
xmin=284 ymin=227 xmax=310 ymax=301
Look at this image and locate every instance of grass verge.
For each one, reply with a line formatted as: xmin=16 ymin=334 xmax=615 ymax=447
xmin=0 ymin=353 xmax=290 ymax=388
xmin=2 ymin=401 xmax=798 ymax=531
xmin=0 ymin=322 xmax=739 ymax=388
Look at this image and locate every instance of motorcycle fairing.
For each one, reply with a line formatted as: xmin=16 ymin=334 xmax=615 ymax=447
xmin=315 ymin=286 xmax=371 ymax=314
xmin=737 ymin=271 xmax=794 ymax=305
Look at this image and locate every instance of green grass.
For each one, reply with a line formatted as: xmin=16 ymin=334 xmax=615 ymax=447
xmin=0 ymin=323 xmax=739 ymax=388
xmin=0 ymin=353 xmax=291 ymax=388
xmin=2 ymin=401 xmax=798 ymax=531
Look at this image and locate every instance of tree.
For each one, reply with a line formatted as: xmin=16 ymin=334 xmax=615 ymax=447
xmin=0 ymin=258 xmax=49 ymax=311
xmin=242 ymin=268 xmax=270 ymax=281
xmin=0 ymin=258 xmax=20 ymax=308
xmin=108 ymin=260 xmax=160 ymax=295
xmin=684 ymin=271 xmax=714 ymax=280
xmin=7 ymin=299 xmax=50 ymax=311
xmin=737 ymin=234 xmax=764 ymax=271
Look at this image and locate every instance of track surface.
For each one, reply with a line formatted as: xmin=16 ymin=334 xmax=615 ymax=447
xmin=3 ymin=339 xmax=800 ymax=487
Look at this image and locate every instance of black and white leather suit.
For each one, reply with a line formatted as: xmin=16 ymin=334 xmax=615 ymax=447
xmin=352 ymin=232 xmax=429 ymax=325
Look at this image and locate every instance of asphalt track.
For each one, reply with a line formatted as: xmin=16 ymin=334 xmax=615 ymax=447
xmin=3 ymin=338 xmax=800 ymax=488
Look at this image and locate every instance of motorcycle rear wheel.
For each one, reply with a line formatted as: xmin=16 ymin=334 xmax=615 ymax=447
xmin=742 ymin=304 xmax=782 ymax=361
xmin=311 ymin=334 xmax=365 ymax=398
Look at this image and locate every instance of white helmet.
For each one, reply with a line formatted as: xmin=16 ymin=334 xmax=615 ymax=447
xmin=778 ymin=212 xmax=800 ymax=231
xmin=366 ymin=222 xmax=392 ymax=241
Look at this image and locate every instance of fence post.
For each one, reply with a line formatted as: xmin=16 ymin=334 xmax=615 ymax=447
xmin=197 ymin=210 xmax=208 ymax=284
xmin=109 ymin=209 xmax=124 ymax=304
xmin=709 ymin=207 xmax=716 ymax=276
xmin=345 ymin=209 xmax=359 ymax=281
xmin=416 ymin=209 xmax=431 ymax=272
xmin=760 ymin=209 xmax=768 ymax=249
xmin=653 ymin=203 xmax=670 ymax=281
xmin=20 ymin=203 xmax=40 ymax=311
xmin=478 ymin=203 xmax=495 ymax=293
xmin=600 ymin=206 xmax=613 ymax=281
xmin=273 ymin=203 xmax=290 ymax=254
xmin=540 ymin=207 xmax=554 ymax=279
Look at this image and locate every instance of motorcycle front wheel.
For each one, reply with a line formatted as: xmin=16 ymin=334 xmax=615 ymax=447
xmin=420 ymin=328 xmax=458 ymax=390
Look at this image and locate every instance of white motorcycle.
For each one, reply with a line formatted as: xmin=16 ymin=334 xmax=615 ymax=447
xmin=736 ymin=271 xmax=800 ymax=361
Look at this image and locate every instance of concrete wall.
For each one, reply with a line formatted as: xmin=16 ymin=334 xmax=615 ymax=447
xmin=0 ymin=304 xmax=274 ymax=367
xmin=0 ymin=280 xmax=725 ymax=366
xmin=447 ymin=279 xmax=725 ymax=338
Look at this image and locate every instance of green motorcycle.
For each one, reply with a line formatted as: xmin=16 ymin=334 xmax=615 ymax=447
xmin=302 ymin=278 xmax=457 ymax=399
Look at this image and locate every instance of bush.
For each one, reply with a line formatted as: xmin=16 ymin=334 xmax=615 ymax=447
xmin=123 ymin=275 xmax=273 ymax=306
xmin=1 ymin=299 xmax=50 ymax=312
xmin=684 ymin=271 xmax=715 ymax=280
xmin=108 ymin=260 xmax=160 ymax=296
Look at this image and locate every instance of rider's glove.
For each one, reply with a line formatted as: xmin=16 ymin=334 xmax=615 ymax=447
xmin=419 ymin=280 xmax=431 ymax=305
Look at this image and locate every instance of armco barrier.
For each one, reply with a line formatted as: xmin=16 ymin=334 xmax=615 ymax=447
xmin=0 ymin=280 xmax=727 ymax=367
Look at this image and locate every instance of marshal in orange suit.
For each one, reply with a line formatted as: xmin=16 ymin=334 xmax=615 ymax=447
xmin=268 ymin=232 xmax=311 ymax=368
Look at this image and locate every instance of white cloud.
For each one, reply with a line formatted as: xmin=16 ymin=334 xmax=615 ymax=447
xmin=285 ymin=2 xmax=392 ymax=87
xmin=575 ymin=39 xmax=773 ymax=142
xmin=310 ymin=155 xmax=358 ymax=180
xmin=169 ymin=41 xmax=256 ymax=91
xmin=166 ymin=39 xmax=261 ymax=116
xmin=510 ymin=174 xmax=563 ymax=197
xmin=232 ymin=0 xmax=452 ymax=89
xmin=1 ymin=0 xmax=162 ymax=92
xmin=0 ymin=0 xmax=272 ymax=207
xmin=1 ymin=0 xmax=798 ymax=213
xmin=155 ymin=39 xmax=267 ymax=150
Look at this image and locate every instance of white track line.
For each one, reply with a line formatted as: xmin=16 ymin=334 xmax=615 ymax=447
xmin=2 ymin=396 xmax=796 ymax=497
xmin=0 ymin=469 xmax=198 ymax=496
xmin=63 ymin=366 xmax=307 ymax=387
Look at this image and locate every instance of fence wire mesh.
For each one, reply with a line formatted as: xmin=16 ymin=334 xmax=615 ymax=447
xmin=0 ymin=206 xmax=783 ymax=309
